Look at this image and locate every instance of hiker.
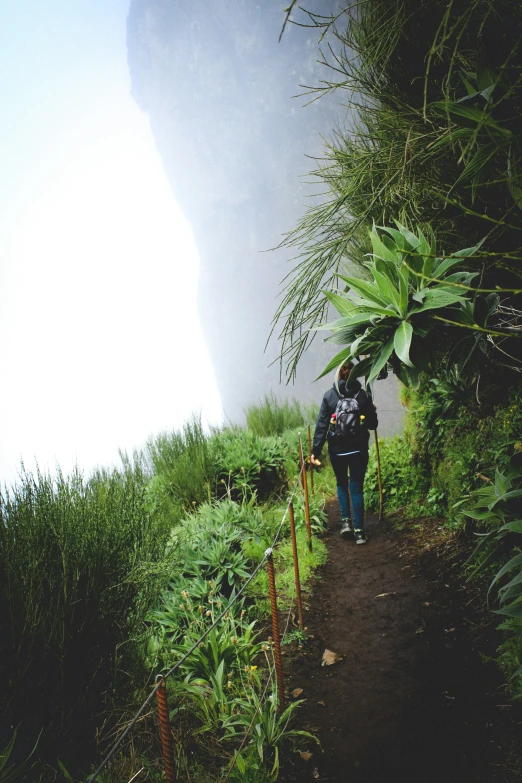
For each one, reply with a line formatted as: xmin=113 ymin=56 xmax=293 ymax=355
xmin=310 ymin=363 xmax=378 ymax=544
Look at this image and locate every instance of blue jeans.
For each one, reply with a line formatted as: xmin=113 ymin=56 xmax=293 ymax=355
xmin=330 ymin=450 xmax=368 ymax=531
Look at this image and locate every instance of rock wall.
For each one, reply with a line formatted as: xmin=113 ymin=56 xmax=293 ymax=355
xmin=126 ymin=0 xmax=404 ymax=433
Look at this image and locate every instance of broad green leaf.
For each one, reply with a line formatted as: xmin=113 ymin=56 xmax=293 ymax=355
xmin=347 ymin=356 xmax=374 ymax=382
xmin=499 ymin=520 xmax=522 ymax=534
xmin=379 ymin=225 xmax=408 ymax=251
xmin=495 ymin=469 xmax=510 ymax=497
xmin=489 ymin=552 xmax=522 ymax=592
xmin=349 ymin=334 xmax=369 ymax=358
xmin=430 ymin=256 xmax=466 ymax=278
xmin=444 ymin=271 xmax=479 ymax=285
xmin=393 ymin=221 xmax=421 ymax=250
xmin=367 ymin=337 xmax=394 ymax=383
xmin=325 ymin=327 xmax=366 ymax=345
xmin=316 ymin=346 xmax=353 ymax=380
xmin=398 ymin=266 xmax=409 ymax=317
xmin=450 ymin=239 xmax=485 ymax=257
xmin=317 ymin=313 xmax=374 ymax=332
xmin=394 ymin=321 xmax=414 ymax=367
xmin=434 ymin=239 xmax=485 ymax=278
xmin=501 ymin=489 xmax=522 ymax=502
xmin=395 ymin=363 xmax=420 ymax=389
xmin=374 ymin=257 xmax=397 ymax=285
xmin=499 ymin=574 xmax=522 ymax=605
xmin=417 ymin=227 xmax=431 ymax=259
xmin=323 ymin=290 xmax=357 ymax=317
xmin=409 ymin=289 xmax=466 ymax=313
xmin=461 ymin=509 xmax=494 ymax=520
xmin=372 ymin=270 xmax=401 ymax=313
xmin=356 ymin=298 xmax=399 ymax=316
xmin=494 ymin=602 xmax=522 ymax=619
xmin=337 ymin=274 xmax=388 ymax=307
xmin=370 ymin=229 xmax=398 ymax=265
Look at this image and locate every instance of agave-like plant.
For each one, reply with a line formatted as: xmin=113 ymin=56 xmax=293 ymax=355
xmin=318 ymin=223 xmax=483 ymax=387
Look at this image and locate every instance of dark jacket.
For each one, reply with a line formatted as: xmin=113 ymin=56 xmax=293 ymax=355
xmin=312 ymin=379 xmax=378 ymax=458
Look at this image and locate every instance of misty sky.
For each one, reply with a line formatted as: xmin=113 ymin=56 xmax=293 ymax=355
xmin=0 ymin=1 xmax=223 ymax=485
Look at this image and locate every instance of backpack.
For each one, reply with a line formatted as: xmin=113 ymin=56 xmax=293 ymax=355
xmin=330 ymin=390 xmax=364 ymax=441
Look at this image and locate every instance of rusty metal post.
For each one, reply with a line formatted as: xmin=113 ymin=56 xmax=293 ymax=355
xmin=155 ymin=675 xmax=176 ymax=783
xmin=298 ymin=433 xmax=313 ymax=552
xmin=307 ymin=424 xmax=314 ymax=495
xmin=288 ymin=502 xmax=304 ymax=632
xmin=373 ymin=429 xmax=384 ymax=522
xmin=265 ymin=549 xmax=285 ymax=711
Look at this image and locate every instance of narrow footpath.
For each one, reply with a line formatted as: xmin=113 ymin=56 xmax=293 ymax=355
xmin=281 ymin=503 xmax=522 ymax=783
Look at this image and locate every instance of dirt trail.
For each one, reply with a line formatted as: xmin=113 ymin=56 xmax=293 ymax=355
xmin=281 ymin=503 xmax=522 ymax=783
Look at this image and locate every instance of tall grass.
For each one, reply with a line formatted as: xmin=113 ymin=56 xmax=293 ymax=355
xmin=245 ymin=394 xmax=317 ymax=437
xmin=0 ymin=462 xmax=173 ymax=773
xmin=144 ymin=416 xmax=214 ymax=510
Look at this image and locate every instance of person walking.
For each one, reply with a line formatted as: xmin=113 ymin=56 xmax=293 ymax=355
xmin=310 ymin=363 xmax=378 ymax=544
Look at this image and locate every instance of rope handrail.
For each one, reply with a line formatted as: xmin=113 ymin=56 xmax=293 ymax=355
xmin=87 ymin=465 xmax=306 ymax=783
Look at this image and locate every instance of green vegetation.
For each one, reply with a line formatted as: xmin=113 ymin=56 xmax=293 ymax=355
xmin=245 ymin=394 xmax=317 ymax=437
xmin=274 ymin=0 xmax=522 ymax=697
xmin=364 ymin=436 xmax=427 ymax=514
xmin=0 ymin=462 xmax=172 ymax=771
xmin=274 ymin=0 xmax=522 ymax=381
xmin=319 ymin=224 xmax=484 ymax=389
xmin=0 ymin=399 xmax=330 ymax=783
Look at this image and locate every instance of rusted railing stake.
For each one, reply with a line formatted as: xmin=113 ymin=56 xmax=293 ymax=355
xmin=374 ymin=429 xmax=384 ymax=522
xmin=307 ymin=424 xmax=314 ymax=495
xmin=288 ymin=502 xmax=304 ymax=632
xmin=298 ymin=433 xmax=313 ymax=552
xmin=155 ymin=675 xmax=176 ymax=783
xmin=265 ymin=548 xmax=285 ymax=711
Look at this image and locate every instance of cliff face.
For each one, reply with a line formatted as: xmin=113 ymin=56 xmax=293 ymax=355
xmin=125 ymin=2 xmax=404 ymax=434
xmin=126 ymin=1 xmax=344 ymax=415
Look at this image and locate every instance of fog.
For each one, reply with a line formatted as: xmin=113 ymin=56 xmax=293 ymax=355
xmin=0 ymin=1 xmax=222 ymax=485
xmin=1 ymin=2 xmax=403 ymax=485
xmin=126 ymin=0 xmax=404 ymax=430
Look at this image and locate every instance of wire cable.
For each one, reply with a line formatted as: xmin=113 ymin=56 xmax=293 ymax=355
xmin=87 ymin=464 xmax=306 ymax=783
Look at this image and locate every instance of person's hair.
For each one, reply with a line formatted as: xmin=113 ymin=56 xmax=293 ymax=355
xmin=338 ymin=362 xmax=353 ymax=381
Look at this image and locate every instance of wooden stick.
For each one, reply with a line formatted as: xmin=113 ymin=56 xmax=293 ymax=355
xmin=298 ymin=434 xmax=313 ymax=552
xmin=373 ymin=429 xmax=384 ymax=522
xmin=307 ymin=424 xmax=314 ymax=495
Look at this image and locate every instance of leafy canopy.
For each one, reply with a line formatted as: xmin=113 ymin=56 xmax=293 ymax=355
xmin=318 ymin=223 xmax=484 ymax=387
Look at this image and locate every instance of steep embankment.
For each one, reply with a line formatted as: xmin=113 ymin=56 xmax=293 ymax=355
xmin=281 ymin=505 xmax=522 ymax=783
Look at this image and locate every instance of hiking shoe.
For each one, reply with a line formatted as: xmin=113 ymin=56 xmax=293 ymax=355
xmin=340 ymin=519 xmax=353 ymax=539
xmin=354 ymin=529 xmax=367 ymax=545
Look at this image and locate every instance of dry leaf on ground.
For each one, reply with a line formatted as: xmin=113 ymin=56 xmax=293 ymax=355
xmin=292 ymin=687 xmax=304 ymax=698
xmin=317 ymin=700 xmax=326 ymax=707
xmin=300 ymin=751 xmax=313 ymax=761
xmin=322 ymin=648 xmax=342 ymax=666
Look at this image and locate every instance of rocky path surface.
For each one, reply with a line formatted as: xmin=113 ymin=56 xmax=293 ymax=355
xmin=280 ymin=503 xmax=522 ymax=783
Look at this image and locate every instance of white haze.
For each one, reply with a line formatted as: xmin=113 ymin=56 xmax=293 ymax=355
xmin=0 ymin=1 xmax=222 ymax=485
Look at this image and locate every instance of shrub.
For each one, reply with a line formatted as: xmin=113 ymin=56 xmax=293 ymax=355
xmin=145 ymin=416 xmax=215 ymax=510
xmin=364 ymin=435 xmax=428 ymax=513
xmin=211 ymin=429 xmax=288 ymax=500
xmin=0 ymin=462 xmax=173 ymax=770
xmin=246 ymin=394 xmax=317 ymax=437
